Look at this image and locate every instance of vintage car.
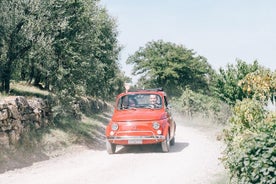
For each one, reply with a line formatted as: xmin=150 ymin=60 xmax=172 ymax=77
xmin=105 ymin=88 xmax=176 ymax=154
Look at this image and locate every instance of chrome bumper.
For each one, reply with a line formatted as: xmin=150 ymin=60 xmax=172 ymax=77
xmin=107 ymin=135 xmax=165 ymax=141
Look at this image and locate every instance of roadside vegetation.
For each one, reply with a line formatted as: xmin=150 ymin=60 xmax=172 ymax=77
xmin=128 ymin=41 xmax=275 ymax=183
xmin=222 ymin=70 xmax=276 ymax=183
xmin=0 ymin=82 xmax=112 ymax=173
xmin=1 ymin=0 xmax=275 ymax=182
xmin=0 ymin=0 xmax=126 ymax=116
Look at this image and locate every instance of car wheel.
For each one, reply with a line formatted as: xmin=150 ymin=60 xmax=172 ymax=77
xmin=106 ymin=140 xmax=116 ymax=154
xmin=170 ymin=136 xmax=175 ymax=146
xmin=161 ymin=134 xmax=170 ymax=152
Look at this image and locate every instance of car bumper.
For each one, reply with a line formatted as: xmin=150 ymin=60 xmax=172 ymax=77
xmin=107 ymin=135 xmax=165 ymax=145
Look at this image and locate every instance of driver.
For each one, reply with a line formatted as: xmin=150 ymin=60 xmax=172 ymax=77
xmin=149 ymin=94 xmax=160 ymax=108
xmin=149 ymin=94 xmax=157 ymax=105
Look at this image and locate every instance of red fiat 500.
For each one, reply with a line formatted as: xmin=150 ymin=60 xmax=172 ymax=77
xmin=105 ymin=88 xmax=176 ymax=154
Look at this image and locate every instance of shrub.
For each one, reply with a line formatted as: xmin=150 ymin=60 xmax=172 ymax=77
xmin=172 ymin=88 xmax=231 ymax=124
xmin=223 ymin=99 xmax=276 ymax=183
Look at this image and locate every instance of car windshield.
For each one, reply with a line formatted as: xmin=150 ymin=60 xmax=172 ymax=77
xmin=117 ymin=94 xmax=162 ymax=110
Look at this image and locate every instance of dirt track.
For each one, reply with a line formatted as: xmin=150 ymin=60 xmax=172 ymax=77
xmin=0 ymin=115 xmax=227 ymax=184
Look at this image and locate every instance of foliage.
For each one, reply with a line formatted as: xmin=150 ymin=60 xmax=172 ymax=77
xmin=0 ymin=0 xmax=125 ymax=118
xmin=223 ymin=70 xmax=276 ymax=183
xmin=223 ymin=100 xmax=276 ymax=183
xmin=172 ymin=88 xmax=231 ymax=124
xmin=126 ymin=40 xmax=215 ymax=97
xmin=214 ymin=60 xmax=261 ymax=106
xmin=0 ymin=0 xmax=36 ymax=93
xmin=239 ymin=69 xmax=276 ymax=103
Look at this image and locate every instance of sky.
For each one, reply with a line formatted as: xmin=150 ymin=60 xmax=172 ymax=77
xmin=100 ymin=0 xmax=276 ymax=82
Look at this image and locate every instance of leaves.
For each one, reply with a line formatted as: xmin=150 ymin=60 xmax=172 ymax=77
xmin=0 ymin=0 xmax=125 ymax=119
xmin=214 ymin=59 xmax=261 ymax=106
xmin=0 ymin=0 xmax=124 ymax=100
xmin=126 ymin=40 xmax=214 ymax=96
xmin=239 ymin=69 xmax=276 ymax=103
xmin=223 ymin=75 xmax=276 ymax=183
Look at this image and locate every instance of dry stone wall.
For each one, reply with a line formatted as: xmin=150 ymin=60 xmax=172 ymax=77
xmin=0 ymin=96 xmax=52 ymax=149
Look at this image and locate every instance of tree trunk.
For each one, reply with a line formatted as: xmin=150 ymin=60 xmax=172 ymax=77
xmin=34 ymin=72 xmax=42 ymax=89
xmin=4 ymin=77 xmax=10 ymax=93
xmin=1 ymin=79 xmax=4 ymax=92
xmin=2 ymin=60 xmax=12 ymax=93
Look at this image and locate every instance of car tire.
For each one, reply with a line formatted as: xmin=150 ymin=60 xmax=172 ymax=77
xmin=106 ymin=140 xmax=116 ymax=154
xmin=161 ymin=134 xmax=170 ymax=152
xmin=170 ymin=136 xmax=175 ymax=146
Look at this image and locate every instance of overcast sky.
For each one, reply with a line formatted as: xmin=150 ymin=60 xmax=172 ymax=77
xmin=100 ymin=0 xmax=276 ymax=81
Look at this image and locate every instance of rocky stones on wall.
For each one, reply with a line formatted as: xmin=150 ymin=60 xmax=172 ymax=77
xmin=0 ymin=96 xmax=52 ymax=149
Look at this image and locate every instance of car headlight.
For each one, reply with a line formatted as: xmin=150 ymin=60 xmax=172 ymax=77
xmin=111 ymin=123 xmax=119 ymax=131
xmin=152 ymin=122 xmax=160 ymax=130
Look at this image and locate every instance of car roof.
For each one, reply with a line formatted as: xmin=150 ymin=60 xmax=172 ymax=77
xmin=117 ymin=88 xmax=167 ymax=98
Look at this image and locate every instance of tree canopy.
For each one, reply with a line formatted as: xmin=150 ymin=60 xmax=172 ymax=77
xmin=214 ymin=60 xmax=261 ymax=106
xmin=0 ymin=0 xmax=125 ymax=101
xmin=126 ymin=40 xmax=215 ymax=96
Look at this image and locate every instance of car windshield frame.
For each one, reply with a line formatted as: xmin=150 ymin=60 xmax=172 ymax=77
xmin=117 ymin=93 xmax=163 ymax=110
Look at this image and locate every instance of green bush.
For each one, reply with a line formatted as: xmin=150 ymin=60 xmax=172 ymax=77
xmin=223 ymin=99 xmax=276 ymax=183
xmin=172 ymin=88 xmax=231 ymax=124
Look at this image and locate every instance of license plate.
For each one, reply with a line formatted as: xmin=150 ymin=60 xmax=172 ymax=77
xmin=128 ymin=139 xmax=142 ymax=144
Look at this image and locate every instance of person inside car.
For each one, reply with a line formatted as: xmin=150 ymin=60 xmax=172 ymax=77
xmin=149 ymin=94 xmax=161 ymax=108
xmin=129 ymin=97 xmax=137 ymax=107
xmin=121 ymin=95 xmax=137 ymax=109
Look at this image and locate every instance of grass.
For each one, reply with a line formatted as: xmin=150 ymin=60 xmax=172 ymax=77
xmin=10 ymin=81 xmax=49 ymax=98
xmin=53 ymin=113 xmax=108 ymax=150
xmin=1 ymin=82 xmax=111 ymax=173
xmin=2 ymin=82 xmax=109 ymax=152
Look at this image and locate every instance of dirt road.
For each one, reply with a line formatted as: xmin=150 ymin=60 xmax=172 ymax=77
xmin=0 ymin=116 xmax=227 ymax=184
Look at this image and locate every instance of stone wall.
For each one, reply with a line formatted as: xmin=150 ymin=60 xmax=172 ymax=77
xmin=77 ymin=96 xmax=109 ymax=115
xmin=0 ymin=96 xmax=52 ymax=149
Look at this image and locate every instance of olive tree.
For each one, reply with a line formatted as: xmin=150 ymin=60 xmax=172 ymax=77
xmin=127 ymin=40 xmax=214 ymax=97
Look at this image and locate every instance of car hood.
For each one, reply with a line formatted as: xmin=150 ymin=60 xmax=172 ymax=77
xmin=112 ymin=109 xmax=166 ymax=122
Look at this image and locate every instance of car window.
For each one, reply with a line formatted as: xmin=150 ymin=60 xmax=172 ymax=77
xmin=117 ymin=94 xmax=162 ymax=109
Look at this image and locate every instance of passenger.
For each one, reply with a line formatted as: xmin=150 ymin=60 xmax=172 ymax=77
xmin=121 ymin=96 xmax=129 ymax=109
xmin=129 ymin=98 xmax=137 ymax=107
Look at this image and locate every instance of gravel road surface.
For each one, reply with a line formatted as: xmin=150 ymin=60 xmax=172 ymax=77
xmin=0 ymin=116 xmax=227 ymax=184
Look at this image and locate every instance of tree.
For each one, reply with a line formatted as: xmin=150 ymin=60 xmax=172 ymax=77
xmin=1 ymin=0 xmax=126 ymax=114
xmin=84 ymin=4 xmax=123 ymax=99
xmin=0 ymin=0 xmax=37 ymax=93
xmin=36 ymin=0 xmax=124 ymax=101
xmin=126 ymin=40 xmax=214 ymax=97
xmin=214 ymin=59 xmax=261 ymax=106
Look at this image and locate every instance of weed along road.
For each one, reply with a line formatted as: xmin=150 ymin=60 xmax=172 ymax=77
xmin=0 ymin=115 xmax=227 ymax=184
